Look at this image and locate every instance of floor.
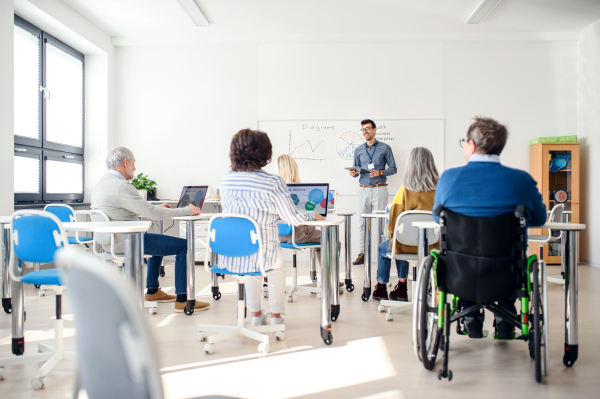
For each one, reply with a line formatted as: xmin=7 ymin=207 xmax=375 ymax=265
xmin=0 ymin=258 xmax=599 ymax=399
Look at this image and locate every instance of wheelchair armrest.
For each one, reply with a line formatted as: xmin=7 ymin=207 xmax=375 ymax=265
xmin=514 ymin=205 xmax=525 ymax=219
xmin=433 ymin=205 xmax=444 ymax=217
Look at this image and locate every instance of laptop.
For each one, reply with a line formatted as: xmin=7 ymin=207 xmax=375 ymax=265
xmin=177 ymin=186 xmax=209 ymax=209
xmin=287 ymin=183 xmax=329 ymax=217
xmin=327 ymin=189 xmax=336 ymax=212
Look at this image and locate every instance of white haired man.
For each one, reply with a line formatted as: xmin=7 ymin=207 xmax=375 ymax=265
xmin=91 ymin=147 xmax=210 ymax=313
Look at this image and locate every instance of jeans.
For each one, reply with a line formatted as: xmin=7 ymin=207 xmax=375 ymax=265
xmin=377 ymin=239 xmax=409 ymax=284
xmin=144 ymin=233 xmax=187 ymax=295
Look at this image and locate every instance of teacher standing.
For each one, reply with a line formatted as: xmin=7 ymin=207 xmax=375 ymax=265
xmin=349 ymin=119 xmax=397 ymax=265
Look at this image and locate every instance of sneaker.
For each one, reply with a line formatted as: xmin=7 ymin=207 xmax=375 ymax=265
xmin=352 ymin=253 xmax=365 ymax=265
xmin=174 ymin=301 xmax=211 ymax=313
xmin=270 ymin=316 xmax=284 ymax=325
xmin=495 ymin=317 xmax=516 ymax=339
xmin=372 ymin=282 xmax=388 ymax=300
xmin=145 ymin=289 xmax=176 ymax=303
xmin=251 ymin=312 xmax=267 ymax=326
xmin=464 ymin=311 xmax=485 ymax=339
xmin=389 ymin=280 xmax=408 ymax=301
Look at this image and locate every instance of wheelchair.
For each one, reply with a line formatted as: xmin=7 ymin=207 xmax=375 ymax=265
xmin=413 ymin=205 xmax=548 ymax=383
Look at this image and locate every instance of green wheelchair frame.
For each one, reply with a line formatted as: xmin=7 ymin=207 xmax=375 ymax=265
xmin=414 ymin=250 xmax=548 ymax=383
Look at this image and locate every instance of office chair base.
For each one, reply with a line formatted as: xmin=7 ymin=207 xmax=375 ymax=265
xmin=547 ymin=275 xmax=565 ymax=285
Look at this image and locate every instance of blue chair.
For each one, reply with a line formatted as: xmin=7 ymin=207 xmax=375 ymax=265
xmin=44 ymin=204 xmax=93 ymax=246
xmin=277 ymin=222 xmax=321 ymax=302
xmin=197 ymin=214 xmax=285 ymax=354
xmin=0 ymin=211 xmax=74 ymax=390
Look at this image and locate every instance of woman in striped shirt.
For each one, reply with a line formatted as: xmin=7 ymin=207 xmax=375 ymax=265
xmin=220 ymin=129 xmax=325 ymax=326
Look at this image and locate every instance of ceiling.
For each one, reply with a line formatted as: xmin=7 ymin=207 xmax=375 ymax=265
xmin=62 ymin=0 xmax=600 ymax=41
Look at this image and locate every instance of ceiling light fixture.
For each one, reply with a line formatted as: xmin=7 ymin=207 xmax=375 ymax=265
xmin=465 ymin=0 xmax=502 ymax=24
xmin=176 ymin=0 xmax=209 ymax=27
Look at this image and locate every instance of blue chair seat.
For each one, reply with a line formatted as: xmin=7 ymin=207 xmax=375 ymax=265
xmin=21 ymin=269 xmax=64 ymax=286
xmin=68 ymin=237 xmax=92 ymax=245
xmin=279 ymin=242 xmax=320 ymax=249
xmin=210 ymin=265 xmax=273 ymax=277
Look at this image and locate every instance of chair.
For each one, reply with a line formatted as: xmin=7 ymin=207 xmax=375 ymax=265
xmin=528 ymin=204 xmax=565 ymax=285
xmin=90 ymin=210 xmax=125 ymax=266
xmin=415 ymin=206 xmax=548 ymax=383
xmin=378 ymin=210 xmax=439 ymax=321
xmin=56 ymin=248 xmax=235 ymax=399
xmin=278 ymin=222 xmax=321 ymax=302
xmin=198 ymin=214 xmax=285 ymax=354
xmin=0 ymin=211 xmax=74 ymax=390
xmin=44 ymin=204 xmax=94 ymax=246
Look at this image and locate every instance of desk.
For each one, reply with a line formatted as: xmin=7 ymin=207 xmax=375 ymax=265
xmin=172 ymin=214 xmax=215 ymax=315
xmin=535 ymin=221 xmax=586 ymax=367
xmin=1 ymin=217 xmax=11 ymax=314
xmin=331 ymin=212 xmax=356 ymax=291
xmin=360 ymin=213 xmax=389 ymax=302
xmin=205 ymin=199 xmax=222 ymax=213
xmin=301 ymin=216 xmax=344 ymax=345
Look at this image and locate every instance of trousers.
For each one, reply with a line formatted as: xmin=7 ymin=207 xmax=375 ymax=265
xmin=358 ymin=186 xmax=388 ymax=253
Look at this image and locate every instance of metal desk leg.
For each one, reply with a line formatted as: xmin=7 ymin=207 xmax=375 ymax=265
xmin=124 ymin=233 xmax=144 ymax=309
xmin=330 ymin=226 xmax=340 ymax=321
xmin=159 ymin=220 xmax=165 ymax=277
xmin=320 ymin=226 xmax=333 ymax=345
xmin=185 ymin=220 xmax=196 ymax=314
xmin=343 ymin=216 xmax=354 ymax=291
xmin=11 ymin=256 xmax=24 ymax=355
xmin=378 ymin=217 xmax=385 ymax=246
xmin=361 ymin=218 xmax=372 ymax=301
xmin=2 ymin=228 xmax=11 ymax=314
xmin=563 ymin=229 xmax=578 ymax=367
xmin=211 ymin=251 xmax=221 ymax=300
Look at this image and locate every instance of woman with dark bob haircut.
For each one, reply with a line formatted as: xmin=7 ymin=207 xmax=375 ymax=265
xmin=219 ymin=129 xmax=324 ymax=326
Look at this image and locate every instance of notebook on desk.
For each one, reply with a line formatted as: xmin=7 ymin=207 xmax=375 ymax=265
xmin=287 ymin=183 xmax=329 ymax=217
xmin=177 ymin=186 xmax=209 ymax=209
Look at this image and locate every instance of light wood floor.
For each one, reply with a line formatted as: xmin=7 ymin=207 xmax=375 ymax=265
xmin=0 ymin=260 xmax=599 ymax=399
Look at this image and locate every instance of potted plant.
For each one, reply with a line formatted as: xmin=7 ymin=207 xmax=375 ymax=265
xmin=131 ymin=173 xmax=157 ymax=200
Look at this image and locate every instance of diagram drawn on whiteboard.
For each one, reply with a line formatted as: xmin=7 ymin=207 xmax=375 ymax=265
xmin=288 ymin=130 xmax=325 ymax=161
xmin=337 ymin=131 xmax=364 ymax=160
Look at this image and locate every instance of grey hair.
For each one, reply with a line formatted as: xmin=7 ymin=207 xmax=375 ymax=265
xmin=106 ymin=146 xmax=134 ymax=170
xmin=403 ymin=147 xmax=439 ymax=193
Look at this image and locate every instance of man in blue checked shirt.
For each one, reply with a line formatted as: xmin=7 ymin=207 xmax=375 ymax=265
xmin=349 ymin=119 xmax=397 ymax=265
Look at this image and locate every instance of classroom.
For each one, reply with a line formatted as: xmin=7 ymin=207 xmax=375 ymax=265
xmin=1 ymin=1 xmax=599 ymax=398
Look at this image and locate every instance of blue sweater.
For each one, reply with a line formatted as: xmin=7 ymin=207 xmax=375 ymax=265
xmin=433 ymin=161 xmax=547 ymax=226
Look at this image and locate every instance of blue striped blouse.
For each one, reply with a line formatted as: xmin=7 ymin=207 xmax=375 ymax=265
xmin=219 ymin=170 xmax=315 ymax=273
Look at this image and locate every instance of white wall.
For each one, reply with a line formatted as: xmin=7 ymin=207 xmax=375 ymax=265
xmin=115 ymin=40 xmax=578 ymax=260
xmin=578 ymin=18 xmax=600 ymax=266
xmin=0 ymin=1 xmax=14 ymax=215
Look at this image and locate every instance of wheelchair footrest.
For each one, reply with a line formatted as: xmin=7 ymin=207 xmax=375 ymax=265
xmin=493 ymin=331 xmax=521 ymax=341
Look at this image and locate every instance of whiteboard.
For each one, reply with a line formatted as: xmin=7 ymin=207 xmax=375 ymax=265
xmin=258 ymin=119 xmax=445 ymax=195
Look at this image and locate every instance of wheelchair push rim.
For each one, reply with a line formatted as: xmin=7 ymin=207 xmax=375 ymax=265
xmin=418 ymin=255 xmax=441 ymax=370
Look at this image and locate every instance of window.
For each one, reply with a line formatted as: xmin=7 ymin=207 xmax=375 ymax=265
xmin=13 ymin=15 xmax=84 ymax=205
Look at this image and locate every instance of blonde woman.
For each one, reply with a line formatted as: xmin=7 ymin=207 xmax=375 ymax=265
xmin=373 ymin=147 xmax=440 ymax=301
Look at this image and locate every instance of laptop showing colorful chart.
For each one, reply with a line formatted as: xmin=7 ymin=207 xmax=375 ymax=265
xmin=328 ymin=189 xmax=336 ymax=212
xmin=177 ymin=186 xmax=209 ymax=209
xmin=287 ymin=183 xmax=329 ymax=217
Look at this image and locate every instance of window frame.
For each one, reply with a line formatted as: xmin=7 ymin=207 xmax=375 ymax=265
xmin=13 ymin=146 xmax=42 ymax=203
xmin=42 ymin=149 xmax=84 ymax=202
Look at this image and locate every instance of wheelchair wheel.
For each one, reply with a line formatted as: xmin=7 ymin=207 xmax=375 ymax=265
xmin=412 ymin=256 xmax=428 ymax=362
xmin=418 ymin=255 xmax=441 ymax=371
xmin=532 ymin=259 xmax=543 ymax=383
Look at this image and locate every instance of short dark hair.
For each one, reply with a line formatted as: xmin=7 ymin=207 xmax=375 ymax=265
xmin=361 ymin=119 xmax=376 ymax=129
xmin=467 ymin=117 xmax=508 ymax=155
xmin=230 ymin=129 xmax=273 ymax=172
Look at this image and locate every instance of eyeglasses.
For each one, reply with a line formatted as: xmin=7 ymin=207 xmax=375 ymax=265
xmin=360 ymin=127 xmax=373 ymax=132
xmin=459 ymin=138 xmax=474 ymax=148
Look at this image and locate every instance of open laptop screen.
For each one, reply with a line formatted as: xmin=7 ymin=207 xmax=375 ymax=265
xmin=287 ymin=183 xmax=329 ymax=217
xmin=327 ymin=189 xmax=336 ymax=212
xmin=177 ymin=186 xmax=208 ymax=209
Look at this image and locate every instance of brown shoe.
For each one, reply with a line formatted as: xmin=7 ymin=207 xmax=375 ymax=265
xmin=174 ymin=301 xmax=211 ymax=313
xmin=352 ymin=253 xmax=364 ymax=265
xmin=145 ymin=289 xmax=176 ymax=303
xmin=372 ymin=282 xmax=388 ymax=300
xmin=389 ymin=280 xmax=408 ymax=301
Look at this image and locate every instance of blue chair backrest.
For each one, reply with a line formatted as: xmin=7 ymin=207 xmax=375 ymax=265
xmin=278 ymin=223 xmax=292 ymax=236
xmin=209 ymin=217 xmax=259 ymax=257
xmin=45 ymin=205 xmax=75 ymax=223
xmin=13 ymin=215 xmax=65 ymax=263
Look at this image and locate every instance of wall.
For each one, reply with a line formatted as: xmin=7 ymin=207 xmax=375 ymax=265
xmin=0 ymin=1 xmax=14 ymax=215
xmin=578 ymin=18 xmax=600 ymax=266
xmin=115 ymin=40 xmax=577 ymax=260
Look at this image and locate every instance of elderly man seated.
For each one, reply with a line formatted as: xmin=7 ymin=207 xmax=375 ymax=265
xmin=92 ymin=146 xmax=210 ymax=313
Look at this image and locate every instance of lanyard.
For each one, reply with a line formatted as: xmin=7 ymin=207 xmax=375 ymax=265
xmin=365 ymin=141 xmax=378 ymax=164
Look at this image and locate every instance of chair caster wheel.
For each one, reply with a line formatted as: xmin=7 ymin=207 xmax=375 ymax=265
xmin=347 ymin=284 xmax=354 ymax=292
xmin=448 ymin=370 xmax=453 ymax=381
xmin=287 ymin=296 xmax=293 ymax=303
xmin=198 ymin=332 xmax=208 ymax=341
xmin=385 ymin=314 xmax=393 ymax=322
xmin=31 ymin=377 xmax=44 ymax=390
xmin=323 ymin=332 xmax=333 ymax=345
xmin=361 ymin=294 xmax=369 ymax=302
xmin=204 ymin=343 xmax=215 ymax=354
xmin=148 ymin=307 xmax=157 ymax=315
xmin=160 ymin=271 xmax=165 ymax=278
xmin=275 ymin=331 xmax=285 ymax=341
xmin=184 ymin=307 xmax=194 ymax=315
xmin=212 ymin=292 xmax=222 ymax=300
xmin=258 ymin=343 xmax=270 ymax=353
xmin=378 ymin=305 xmax=385 ymax=313
xmin=437 ymin=369 xmax=442 ymax=380
xmin=34 ymin=285 xmax=40 ymax=289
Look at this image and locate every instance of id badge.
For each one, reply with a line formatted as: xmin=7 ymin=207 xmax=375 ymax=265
xmin=368 ymin=163 xmax=375 ymax=170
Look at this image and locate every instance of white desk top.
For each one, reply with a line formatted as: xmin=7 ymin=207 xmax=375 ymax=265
xmin=172 ymin=213 xmax=215 ymax=221
xmin=374 ymin=210 xmax=387 ymax=214
xmin=535 ymin=222 xmax=586 ymax=231
xmin=0 ymin=216 xmax=11 ymax=224
xmin=281 ymin=216 xmax=344 ymax=227
xmin=63 ymin=221 xmax=152 ymax=233
xmin=361 ymin=213 xmax=389 ymax=219
xmin=205 ymin=198 xmax=221 ymax=204
xmin=412 ymin=221 xmax=439 ymax=229
xmin=330 ymin=211 xmax=356 ymax=216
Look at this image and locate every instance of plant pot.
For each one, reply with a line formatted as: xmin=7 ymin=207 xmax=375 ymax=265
xmin=137 ymin=190 xmax=148 ymax=200
xmin=147 ymin=187 xmax=157 ymax=200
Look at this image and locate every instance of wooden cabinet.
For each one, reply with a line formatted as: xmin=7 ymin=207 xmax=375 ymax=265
xmin=529 ymin=143 xmax=580 ymax=264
